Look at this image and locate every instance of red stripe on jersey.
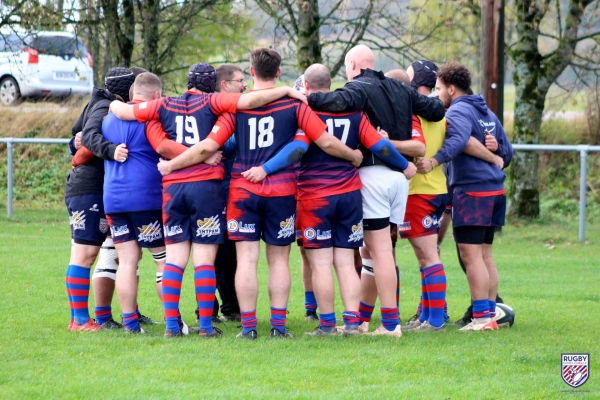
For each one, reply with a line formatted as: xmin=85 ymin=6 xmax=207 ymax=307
xmin=359 ymin=113 xmax=382 ymax=148
xmin=230 ymin=170 xmax=298 ymax=197
xmin=134 ymin=98 xmax=163 ymax=122
xmin=296 ymin=103 xmax=326 ymax=141
xmin=162 ymin=164 xmax=224 ymax=187
xmin=411 ymin=115 xmax=426 ymax=145
xmin=466 ymin=189 xmax=506 ymax=197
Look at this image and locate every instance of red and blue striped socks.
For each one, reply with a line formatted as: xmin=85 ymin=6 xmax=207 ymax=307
xmin=162 ymin=263 xmax=184 ymax=334
xmin=381 ymin=307 xmax=400 ymax=331
xmin=94 ymin=306 xmax=112 ymax=325
xmin=359 ymin=302 xmax=374 ymax=323
xmin=66 ymin=264 xmax=91 ymax=325
xmin=423 ymin=263 xmax=447 ymax=328
xmin=342 ymin=311 xmax=360 ymax=328
xmin=194 ymin=264 xmax=216 ymax=333
xmin=122 ymin=312 xmax=140 ymax=332
xmin=395 ymin=265 xmax=400 ymax=309
xmin=489 ymin=300 xmax=497 ymax=319
xmin=319 ymin=312 xmax=336 ymax=331
xmin=270 ymin=307 xmax=287 ymax=333
xmin=472 ymin=299 xmax=490 ymax=320
xmin=304 ymin=291 xmax=317 ymax=314
xmin=241 ymin=310 xmax=257 ymax=334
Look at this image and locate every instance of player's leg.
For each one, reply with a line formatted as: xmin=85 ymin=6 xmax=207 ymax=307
xmin=91 ymin=237 xmax=123 ymax=328
xmin=265 ymin=243 xmax=292 ymax=336
xmin=114 ymin=240 xmax=142 ymax=332
xmin=235 ymin=240 xmax=260 ymax=336
xmin=148 ymin=245 xmax=166 ymax=301
xmin=358 ymin=246 xmax=377 ymax=331
xmin=191 ymin=243 xmax=220 ymax=336
xmin=300 ymin=245 xmax=319 ymax=321
xmin=333 ymin=247 xmax=361 ymax=334
xmin=215 ymin=238 xmax=240 ymax=321
xmin=305 ymin=247 xmax=335 ymax=334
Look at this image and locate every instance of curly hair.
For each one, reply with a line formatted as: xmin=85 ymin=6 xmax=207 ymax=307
xmin=437 ymin=62 xmax=471 ymax=93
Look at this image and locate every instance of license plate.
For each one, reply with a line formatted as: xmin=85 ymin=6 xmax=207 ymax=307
xmin=54 ymin=71 xmax=76 ymax=80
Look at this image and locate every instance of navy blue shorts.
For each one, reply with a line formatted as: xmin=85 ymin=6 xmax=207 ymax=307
xmin=106 ymin=210 xmax=165 ymax=248
xmin=452 ymin=189 xmax=506 ymax=228
xmin=65 ymin=194 xmax=109 ymax=246
xmin=297 ymin=191 xmax=363 ymax=249
xmin=227 ymin=187 xmax=296 ymax=245
xmin=163 ymin=181 xmax=226 ymax=245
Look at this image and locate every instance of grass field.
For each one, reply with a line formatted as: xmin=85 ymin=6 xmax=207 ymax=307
xmin=0 ymin=210 xmax=598 ymax=398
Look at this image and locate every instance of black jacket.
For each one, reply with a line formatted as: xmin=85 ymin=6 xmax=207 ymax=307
xmin=308 ymin=68 xmax=445 ymax=169
xmin=64 ymin=88 xmax=117 ymax=198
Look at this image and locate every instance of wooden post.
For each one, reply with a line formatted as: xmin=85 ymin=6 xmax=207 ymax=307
xmin=480 ymin=0 xmax=504 ymax=123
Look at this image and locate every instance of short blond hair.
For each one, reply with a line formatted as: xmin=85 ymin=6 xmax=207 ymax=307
xmin=133 ymin=72 xmax=162 ymax=98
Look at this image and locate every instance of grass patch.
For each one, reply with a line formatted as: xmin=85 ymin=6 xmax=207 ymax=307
xmin=0 ymin=210 xmax=598 ymax=398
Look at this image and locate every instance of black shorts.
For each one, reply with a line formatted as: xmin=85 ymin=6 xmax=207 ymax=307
xmin=453 ymin=225 xmax=495 ymax=245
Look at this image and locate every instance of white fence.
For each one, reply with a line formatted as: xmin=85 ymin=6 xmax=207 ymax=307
xmin=1 ymin=139 xmax=599 ymax=242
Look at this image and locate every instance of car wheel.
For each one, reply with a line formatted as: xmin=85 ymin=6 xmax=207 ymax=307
xmin=0 ymin=77 xmax=22 ymax=106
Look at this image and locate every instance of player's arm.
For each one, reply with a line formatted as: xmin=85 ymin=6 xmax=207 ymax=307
xmin=307 ymin=81 xmax=367 ymax=113
xmin=464 ymin=136 xmax=504 ymax=169
xmin=109 ymin=98 xmax=162 ymax=122
xmin=71 ymin=146 xmax=95 ymax=167
xmin=145 ymin=120 xmax=189 ymax=159
xmin=80 ymin=101 xmax=120 ymax=161
xmin=237 ymin=87 xmax=306 ymax=110
xmin=109 ymin=100 xmax=136 ymax=120
xmin=388 ymin=115 xmax=426 ymax=157
xmin=157 ymin=138 xmax=222 ymax=176
xmin=69 ymin=108 xmax=86 ymax=155
xmin=241 ymin=135 xmax=309 ymax=183
xmin=430 ymin=109 xmax=471 ymax=168
xmin=493 ymin=124 xmax=514 ymax=169
xmin=409 ymin=86 xmax=445 ymax=122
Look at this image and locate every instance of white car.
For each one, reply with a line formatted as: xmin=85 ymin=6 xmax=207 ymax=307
xmin=0 ymin=30 xmax=93 ymax=106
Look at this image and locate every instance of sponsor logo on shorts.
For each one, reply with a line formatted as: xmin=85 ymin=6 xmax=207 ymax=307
xmin=165 ymin=225 xmax=183 ymax=237
xmin=138 ymin=220 xmax=163 ymax=242
xmin=111 ymin=225 xmax=130 ymax=237
xmin=317 ymin=230 xmax=331 ymax=240
xmin=70 ymin=210 xmax=86 ymax=230
xmin=277 ymin=215 xmax=295 ymax=239
xmin=99 ymin=218 xmax=109 ymax=234
xmin=89 ymin=204 xmax=100 ymax=212
xmin=562 ymin=354 xmax=589 ymax=388
xmin=398 ymin=221 xmax=411 ymax=231
xmin=348 ymin=221 xmax=363 ymax=243
xmin=197 ymin=215 xmax=220 ymax=237
xmin=422 ymin=215 xmax=439 ymax=229
xmin=304 ymin=228 xmax=316 ymax=240
xmin=227 ymin=220 xmax=255 ymax=233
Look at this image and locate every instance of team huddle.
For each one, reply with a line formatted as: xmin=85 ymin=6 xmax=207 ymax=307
xmin=64 ymin=44 xmax=513 ymax=338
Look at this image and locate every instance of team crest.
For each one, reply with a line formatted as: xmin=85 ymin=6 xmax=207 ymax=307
xmin=277 ymin=215 xmax=295 ymax=239
xmin=304 ymin=228 xmax=316 ymax=240
xmin=138 ymin=220 xmax=163 ymax=242
xmin=348 ymin=221 xmax=363 ymax=243
xmin=99 ymin=218 xmax=109 ymax=234
xmin=197 ymin=215 xmax=220 ymax=237
xmin=562 ymin=354 xmax=589 ymax=388
xmin=70 ymin=210 xmax=86 ymax=230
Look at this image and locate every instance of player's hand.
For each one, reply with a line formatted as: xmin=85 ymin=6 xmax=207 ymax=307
xmin=74 ymin=132 xmax=82 ymax=149
xmin=378 ymin=128 xmax=389 ymax=139
xmin=287 ymin=87 xmax=308 ymax=104
xmin=403 ymin=162 xmax=417 ymax=180
xmin=415 ymin=157 xmax=430 ymax=174
xmin=203 ymin=151 xmax=223 ymax=166
xmin=485 ymin=130 xmax=498 ymax=151
xmin=351 ymin=149 xmax=363 ymax=167
xmin=114 ymin=143 xmax=128 ymax=162
xmin=493 ymin=155 xmax=504 ymax=169
xmin=241 ymin=166 xmax=267 ymax=183
xmin=157 ymin=158 xmax=172 ymax=176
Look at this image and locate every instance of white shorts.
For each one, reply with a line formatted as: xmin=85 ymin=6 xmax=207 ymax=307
xmin=359 ymin=165 xmax=409 ymax=225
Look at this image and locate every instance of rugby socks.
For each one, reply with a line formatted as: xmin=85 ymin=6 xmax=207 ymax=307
xmin=342 ymin=311 xmax=360 ymax=329
xmin=65 ymin=265 xmax=74 ymax=321
xmin=122 ymin=312 xmax=140 ymax=332
xmin=270 ymin=307 xmax=287 ymax=333
xmin=194 ymin=264 xmax=217 ymax=333
xmin=395 ymin=265 xmax=400 ymax=309
xmin=423 ymin=264 xmax=447 ymax=328
xmin=472 ymin=299 xmax=490 ymax=321
xmin=241 ymin=310 xmax=257 ymax=334
xmin=416 ymin=295 xmax=423 ymax=317
xmin=489 ymin=300 xmax=497 ymax=319
xmin=319 ymin=312 xmax=337 ymax=331
xmin=381 ymin=307 xmax=400 ymax=331
xmin=94 ymin=306 xmax=112 ymax=325
xmin=304 ymin=291 xmax=317 ymax=314
xmin=359 ymin=302 xmax=374 ymax=323
xmin=418 ymin=267 xmax=429 ymax=324
xmin=66 ymin=264 xmax=91 ymax=325
xmin=162 ymin=263 xmax=185 ymax=334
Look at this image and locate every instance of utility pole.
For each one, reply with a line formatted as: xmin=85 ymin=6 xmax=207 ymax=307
xmin=480 ymin=0 xmax=505 ymax=123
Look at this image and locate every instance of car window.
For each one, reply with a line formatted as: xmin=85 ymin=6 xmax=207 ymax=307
xmin=31 ymin=35 xmax=88 ymax=58
xmin=0 ymin=34 xmax=27 ymax=52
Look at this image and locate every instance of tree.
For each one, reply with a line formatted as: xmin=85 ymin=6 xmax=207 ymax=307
xmin=507 ymin=0 xmax=600 ymax=218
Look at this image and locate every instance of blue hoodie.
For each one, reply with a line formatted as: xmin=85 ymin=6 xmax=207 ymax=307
xmin=433 ymin=95 xmax=513 ymax=192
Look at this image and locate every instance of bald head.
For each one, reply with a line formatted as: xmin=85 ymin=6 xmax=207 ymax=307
xmin=385 ymin=69 xmax=410 ymax=86
xmin=344 ymin=44 xmax=375 ymax=81
xmin=304 ymin=63 xmax=332 ymax=94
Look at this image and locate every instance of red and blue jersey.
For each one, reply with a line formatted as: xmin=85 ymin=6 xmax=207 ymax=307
xmin=297 ymin=111 xmax=382 ymax=200
xmin=133 ymin=91 xmax=239 ymax=186
xmin=209 ymin=96 xmax=326 ymax=197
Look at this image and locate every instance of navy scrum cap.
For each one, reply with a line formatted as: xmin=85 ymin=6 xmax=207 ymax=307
xmin=187 ymin=62 xmax=216 ymax=93
xmin=104 ymin=67 xmax=135 ymax=102
xmin=411 ymin=60 xmax=438 ymax=90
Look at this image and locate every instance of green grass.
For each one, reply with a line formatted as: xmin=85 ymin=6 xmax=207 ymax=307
xmin=1 ymin=210 xmax=599 ymax=398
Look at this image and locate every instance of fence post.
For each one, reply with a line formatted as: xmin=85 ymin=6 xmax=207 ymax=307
xmin=578 ymin=145 xmax=589 ymax=243
xmin=7 ymin=139 xmax=13 ymax=218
